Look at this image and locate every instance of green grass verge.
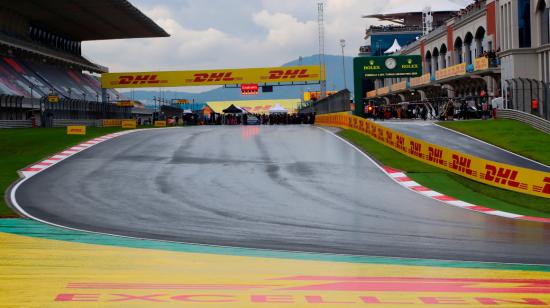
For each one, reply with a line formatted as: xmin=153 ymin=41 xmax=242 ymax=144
xmin=338 ymin=129 xmax=550 ymax=218
xmin=0 ymin=127 xmax=130 ymax=217
xmin=438 ymin=119 xmax=550 ymax=166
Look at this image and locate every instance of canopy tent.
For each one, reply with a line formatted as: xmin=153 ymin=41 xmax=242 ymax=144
xmin=268 ymin=104 xmax=288 ymax=114
xmin=183 ymin=109 xmax=193 ymax=114
xmin=207 ymin=99 xmax=300 ymax=114
xmin=384 ymin=39 xmax=402 ymax=54
xmin=222 ymin=104 xmax=243 ymax=113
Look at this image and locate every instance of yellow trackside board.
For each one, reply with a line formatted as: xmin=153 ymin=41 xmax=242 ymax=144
xmin=101 ymin=65 xmax=323 ymax=88
xmin=317 ymin=113 xmax=550 ymax=199
xmin=2 ymin=230 xmax=550 ymax=307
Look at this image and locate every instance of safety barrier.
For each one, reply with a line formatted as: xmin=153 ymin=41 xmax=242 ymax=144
xmin=0 ymin=120 xmax=33 ymax=128
xmin=317 ymin=112 xmax=550 ymax=199
xmin=52 ymin=119 xmax=101 ymax=128
xmin=496 ymin=109 xmax=550 ymax=135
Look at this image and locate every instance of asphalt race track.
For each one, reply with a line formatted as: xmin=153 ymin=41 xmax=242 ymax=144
xmin=378 ymin=121 xmax=550 ymax=172
xmin=13 ymin=126 xmax=550 ymax=264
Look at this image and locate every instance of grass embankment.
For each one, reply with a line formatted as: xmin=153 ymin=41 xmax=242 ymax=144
xmin=0 ymin=127 xmax=127 ymax=217
xmin=438 ymin=119 xmax=550 ymax=166
xmin=338 ymin=129 xmax=550 ymax=218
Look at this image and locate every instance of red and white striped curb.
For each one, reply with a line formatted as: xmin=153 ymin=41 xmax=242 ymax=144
xmin=383 ymin=166 xmax=550 ymax=223
xmin=19 ymin=130 xmax=137 ymax=179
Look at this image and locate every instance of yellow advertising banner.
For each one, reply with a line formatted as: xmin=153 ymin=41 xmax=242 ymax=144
xmin=102 ymin=119 xmax=123 ymax=127
xmin=317 ymin=113 xmax=550 ymax=199
xmin=154 ymin=120 xmax=167 ymax=127
xmin=435 ymin=63 xmax=467 ymax=80
xmin=116 ymin=100 xmax=135 ymax=107
xmin=47 ymin=95 xmax=60 ymax=103
xmin=121 ymin=120 xmax=137 ymax=129
xmin=101 ymin=65 xmax=323 ymax=89
xmin=66 ymin=125 xmax=86 ymax=135
xmin=474 ymin=57 xmax=490 ymax=71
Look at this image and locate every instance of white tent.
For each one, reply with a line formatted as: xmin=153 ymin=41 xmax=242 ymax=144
xmin=384 ymin=39 xmax=402 ymax=54
xmin=236 ymin=106 xmax=249 ymax=113
xmin=268 ymin=104 xmax=288 ymax=114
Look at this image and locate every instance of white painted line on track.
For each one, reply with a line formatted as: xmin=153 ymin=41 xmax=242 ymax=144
xmin=6 ymin=125 xmax=550 ymax=268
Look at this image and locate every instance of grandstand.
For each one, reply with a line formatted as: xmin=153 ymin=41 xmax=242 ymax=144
xmin=0 ymin=1 xmax=169 ymax=127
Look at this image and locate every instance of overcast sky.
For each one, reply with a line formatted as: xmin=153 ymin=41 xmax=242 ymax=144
xmin=83 ymin=0 xmax=470 ymax=74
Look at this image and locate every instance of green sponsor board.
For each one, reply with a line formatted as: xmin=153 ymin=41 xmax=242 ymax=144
xmin=354 ymin=56 xmax=422 ymax=78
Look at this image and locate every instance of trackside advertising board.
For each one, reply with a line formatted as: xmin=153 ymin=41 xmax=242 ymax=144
xmin=66 ymin=126 xmax=86 ymax=135
xmin=354 ymin=56 xmax=422 ymax=78
xmin=101 ymin=66 xmax=323 ymax=89
xmin=317 ymin=113 xmax=550 ymax=199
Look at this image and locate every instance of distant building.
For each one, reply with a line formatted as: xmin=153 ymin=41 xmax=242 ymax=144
xmin=358 ymin=0 xmax=550 ymax=121
xmin=360 ymin=10 xmax=458 ymax=56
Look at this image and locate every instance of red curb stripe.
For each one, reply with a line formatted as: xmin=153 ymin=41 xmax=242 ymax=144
xmin=467 ymin=206 xmax=494 ymax=212
xmin=433 ymin=195 xmax=458 ymax=202
xmin=35 ymin=162 xmax=52 ymax=166
xmin=395 ymin=177 xmax=412 ymax=182
xmin=410 ymin=186 xmax=431 ymax=192
xmin=521 ymin=216 xmax=550 ymax=223
xmin=381 ymin=165 xmax=550 ymax=223
xmin=23 ymin=167 xmax=42 ymax=172
xmin=383 ymin=166 xmax=401 ymax=173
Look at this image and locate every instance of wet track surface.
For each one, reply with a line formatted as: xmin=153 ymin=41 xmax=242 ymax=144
xmin=14 ymin=126 xmax=550 ymax=264
xmin=378 ymin=121 xmax=550 ymax=172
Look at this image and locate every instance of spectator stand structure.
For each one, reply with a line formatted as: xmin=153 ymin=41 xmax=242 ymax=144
xmin=0 ymin=1 xmax=168 ymax=127
xmin=356 ymin=1 xmax=502 ymax=121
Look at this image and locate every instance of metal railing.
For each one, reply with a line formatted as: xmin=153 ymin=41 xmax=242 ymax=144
xmin=496 ymin=109 xmax=550 ymax=134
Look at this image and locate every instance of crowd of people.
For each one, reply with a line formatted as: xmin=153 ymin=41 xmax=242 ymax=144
xmin=203 ymin=112 xmax=316 ymax=126
xmin=369 ymin=104 xmax=431 ymax=121
xmin=456 ymin=0 xmax=485 ymax=18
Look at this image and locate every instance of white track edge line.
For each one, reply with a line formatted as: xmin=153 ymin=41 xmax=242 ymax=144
xmin=5 ymin=126 xmax=549 ymax=267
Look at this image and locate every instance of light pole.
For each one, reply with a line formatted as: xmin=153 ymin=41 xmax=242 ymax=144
xmin=339 ymin=39 xmax=347 ymax=90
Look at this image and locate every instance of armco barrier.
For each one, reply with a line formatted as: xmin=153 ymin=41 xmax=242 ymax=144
xmin=317 ymin=113 xmax=550 ymax=199
xmin=0 ymin=120 xmax=33 ymax=128
xmin=496 ymin=109 xmax=550 ymax=134
xmin=52 ymin=119 xmax=101 ymax=128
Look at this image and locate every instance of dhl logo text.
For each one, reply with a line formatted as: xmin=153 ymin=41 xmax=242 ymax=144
xmin=484 ymin=165 xmax=521 ymax=188
xmin=428 ymin=146 xmax=445 ymax=166
xmin=409 ymin=141 xmax=423 ymax=158
xmin=115 ymin=75 xmax=166 ymax=85
xmin=385 ymin=131 xmax=394 ymax=146
xmin=395 ymin=135 xmax=406 ymax=151
xmin=266 ymin=69 xmax=315 ymax=80
xmin=192 ymin=72 xmax=236 ymax=83
xmin=451 ymin=154 xmax=473 ymax=175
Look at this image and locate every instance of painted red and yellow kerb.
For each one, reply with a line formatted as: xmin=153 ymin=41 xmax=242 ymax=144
xmin=2 ymin=221 xmax=550 ymax=307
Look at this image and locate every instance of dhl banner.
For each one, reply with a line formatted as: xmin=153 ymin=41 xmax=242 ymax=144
xmin=121 ymin=120 xmax=137 ymax=129
xmin=317 ymin=113 xmax=550 ymax=199
xmin=66 ymin=125 xmax=86 ymax=135
xmin=154 ymin=120 xmax=167 ymax=127
xmin=101 ymin=65 xmax=323 ymax=89
xmin=102 ymin=119 xmax=123 ymax=127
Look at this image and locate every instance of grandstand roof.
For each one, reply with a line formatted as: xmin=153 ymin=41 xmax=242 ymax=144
xmin=1 ymin=0 xmax=169 ymax=41
xmin=364 ymin=11 xmax=457 ymax=20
